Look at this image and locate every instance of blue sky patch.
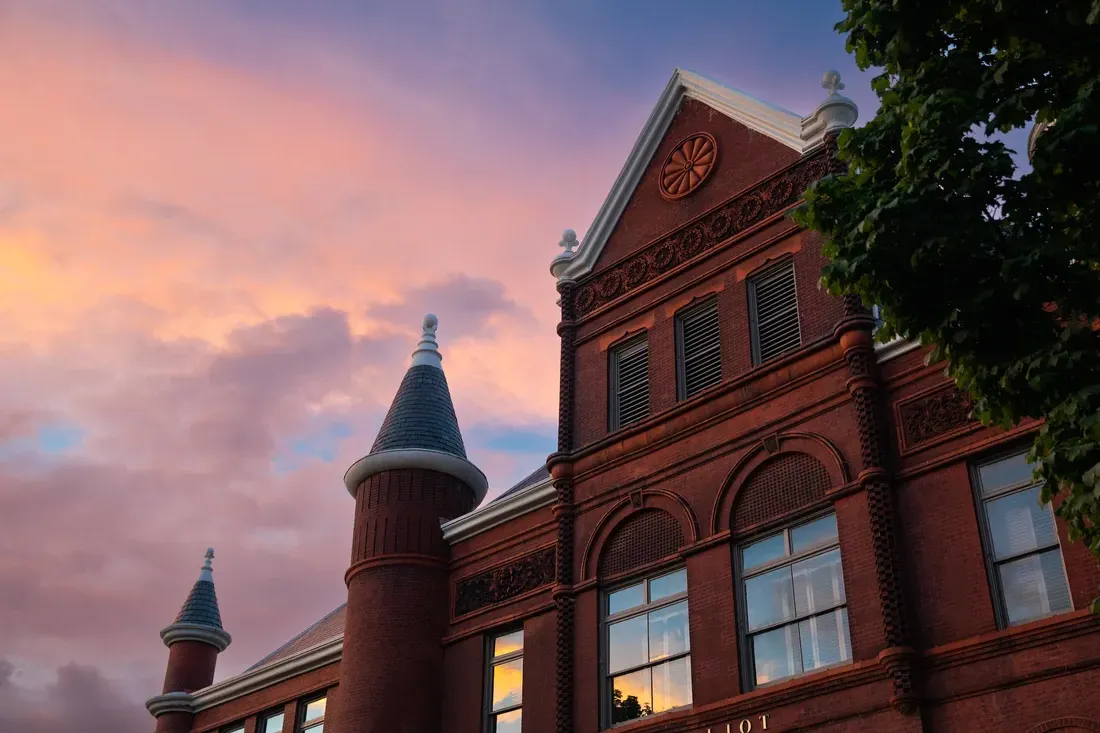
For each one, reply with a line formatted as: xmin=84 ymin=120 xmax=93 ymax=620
xmin=272 ymin=420 xmax=354 ymax=474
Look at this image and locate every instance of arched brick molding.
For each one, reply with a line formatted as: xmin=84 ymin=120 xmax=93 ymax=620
xmin=1027 ymin=719 xmax=1100 ymax=733
xmin=581 ymin=489 xmax=699 ymax=582
xmin=711 ymin=432 xmax=850 ymax=535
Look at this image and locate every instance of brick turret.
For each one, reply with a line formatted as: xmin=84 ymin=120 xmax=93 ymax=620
xmin=330 ymin=314 xmax=487 ymax=733
xmin=146 ymin=548 xmax=232 ymax=733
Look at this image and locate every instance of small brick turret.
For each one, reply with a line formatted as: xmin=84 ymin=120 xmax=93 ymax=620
xmin=146 ymin=548 xmax=232 ymax=733
xmin=330 ymin=315 xmax=487 ymax=733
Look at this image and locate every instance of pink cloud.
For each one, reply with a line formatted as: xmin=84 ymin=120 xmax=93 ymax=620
xmin=0 ymin=3 xmax=641 ymax=730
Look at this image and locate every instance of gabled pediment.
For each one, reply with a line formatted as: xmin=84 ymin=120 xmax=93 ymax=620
xmin=552 ymin=68 xmax=856 ymax=283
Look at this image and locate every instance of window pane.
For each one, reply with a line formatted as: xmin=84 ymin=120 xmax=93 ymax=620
xmin=491 ymin=658 xmax=523 ymax=711
xmin=979 ymin=452 xmax=1033 ymax=495
xmin=303 ymin=724 xmax=322 ymax=733
xmin=493 ymin=708 xmax=522 ymax=733
xmin=744 ymin=565 xmax=795 ymax=632
xmin=791 ymin=549 xmax=845 ymax=616
xmin=610 ymin=668 xmax=653 ymax=725
xmin=798 ymin=608 xmax=851 ymax=672
xmin=262 ymin=713 xmax=284 ymax=733
xmin=649 ymin=569 xmax=687 ymax=601
xmin=752 ymin=624 xmax=801 ymax=685
xmin=742 ymin=533 xmax=786 ymax=571
xmin=223 ymin=727 xmax=245 ymax=733
xmin=791 ymin=514 xmax=838 ymax=553
xmin=999 ymin=549 xmax=1072 ymax=625
xmin=608 ymin=614 xmax=649 ymax=673
xmin=648 ymin=601 xmax=690 ymax=661
xmin=985 ymin=487 xmax=1058 ymax=560
xmin=651 ymin=656 xmax=692 ymax=713
xmin=608 ymin=583 xmax=645 ymax=615
xmin=303 ymin=698 xmax=326 ymax=722
xmin=493 ymin=630 xmax=523 ymax=658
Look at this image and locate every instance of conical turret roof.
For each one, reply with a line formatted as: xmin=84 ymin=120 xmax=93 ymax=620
xmin=160 ymin=548 xmax=232 ymax=651
xmin=344 ymin=314 xmax=488 ymax=504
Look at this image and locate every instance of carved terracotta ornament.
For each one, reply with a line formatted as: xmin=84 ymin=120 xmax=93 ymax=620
xmin=572 ymin=151 xmax=830 ymax=316
xmin=660 ymin=132 xmax=717 ymax=200
xmin=453 ymin=546 xmax=556 ymax=618
xmin=898 ymin=386 xmax=976 ymax=451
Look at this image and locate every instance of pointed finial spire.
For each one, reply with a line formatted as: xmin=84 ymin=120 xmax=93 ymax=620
xmin=410 ymin=314 xmax=443 ymax=369
xmin=199 ymin=547 xmax=214 ymax=582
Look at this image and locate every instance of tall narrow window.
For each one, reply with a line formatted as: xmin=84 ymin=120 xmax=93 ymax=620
xmin=603 ymin=568 xmax=692 ymax=726
xmin=486 ymin=629 xmax=523 ymax=732
xmin=260 ymin=708 xmax=286 ymax=733
xmin=748 ymin=259 xmax=801 ymax=364
xmin=972 ymin=450 xmax=1072 ymax=626
xmin=297 ymin=694 xmax=326 ymax=733
xmin=738 ymin=513 xmax=851 ymax=688
xmin=610 ymin=335 xmax=650 ymax=430
xmin=676 ymin=297 xmax=722 ymax=400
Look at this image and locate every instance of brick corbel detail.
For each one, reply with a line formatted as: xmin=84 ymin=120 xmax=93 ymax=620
xmin=839 ymin=293 xmax=920 ymax=713
xmin=551 ymin=279 xmax=578 ymax=733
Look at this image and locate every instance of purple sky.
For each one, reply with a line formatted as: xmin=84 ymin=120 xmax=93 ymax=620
xmin=0 ymin=2 xmax=1032 ymax=731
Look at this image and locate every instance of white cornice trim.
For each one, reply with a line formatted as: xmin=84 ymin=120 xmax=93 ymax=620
xmin=146 ymin=691 xmax=195 ymax=717
xmin=160 ymin=623 xmax=232 ymax=652
xmin=442 ymin=475 xmax=556 ymax=543
xmin=875 ymin=336 xmax=923 ymax=363
xmin=189 ymin=636 xmax=344 ymax=713
xmin=344 ymin=448 xmax=489 ymax=505
xmin=550 ymin=68 xmax=857 ymax=283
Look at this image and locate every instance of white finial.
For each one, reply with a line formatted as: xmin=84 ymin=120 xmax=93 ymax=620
xmin=411 ymin=313 xmax=443 ymax=369
xmin=559 ymin=229 xmax=578 ymax=255
xmin=199 ymin=547 xmax=214 ymax=582
xmin=551 ymin=228 xmax=579 ymax=281
xmin=801 ymin=68 xmax=859 ymax=142
xmin=822 ymin=70 xmax=845 ymax=96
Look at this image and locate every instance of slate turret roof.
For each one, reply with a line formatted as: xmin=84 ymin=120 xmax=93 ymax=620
xmin=173 ymin=548 xmax=224 ymax=630
xmin=370 ymin=365 xmax=467 ymax=459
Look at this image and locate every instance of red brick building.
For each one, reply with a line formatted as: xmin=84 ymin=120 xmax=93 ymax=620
xmin=145 ymin=69 xmax=1100 ymax=733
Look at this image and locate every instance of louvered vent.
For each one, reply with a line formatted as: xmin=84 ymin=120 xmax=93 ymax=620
xmin=677 ymin=297 xmax=722 ymax=399
xmin=750 ymin=260 xmax=801 ymax=364
xmin=610 ymin=336 xmax=650 ymax=430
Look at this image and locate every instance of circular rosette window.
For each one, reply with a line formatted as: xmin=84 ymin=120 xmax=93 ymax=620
xmin=659 ymin=132 xmax=718 ymax=200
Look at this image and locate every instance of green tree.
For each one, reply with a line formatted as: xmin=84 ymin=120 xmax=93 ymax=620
xmin=795 ymin=1 xmax=1100 ymax=593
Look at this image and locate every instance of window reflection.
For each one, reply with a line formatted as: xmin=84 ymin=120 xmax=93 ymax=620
xmin=261 ymin=711 xmax=284 ymax=733
xmin=974 ymin=451 xmax=1072 ymax=627
xmin=487 ymin=629 xmax=524 ymax=731
xmin=298 ymin=694 xmax=325 ymax=733
xmin=740 ymin=513 xmax=851 ymax=688
xmin=605 ymin=567 xmax=692 ymax=725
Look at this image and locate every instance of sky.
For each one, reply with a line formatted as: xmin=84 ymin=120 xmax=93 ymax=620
xmin=0 ymin=1 xmax=1028 ymax=731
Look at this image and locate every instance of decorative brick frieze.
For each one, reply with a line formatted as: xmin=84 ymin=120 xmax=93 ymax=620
xmin=897 ymin=385 xmax=976 ymax=451
xmin=452 ymin=546 xmax=556 ymax=618
xmin=571 ymin=151 xmax=830 ymax=316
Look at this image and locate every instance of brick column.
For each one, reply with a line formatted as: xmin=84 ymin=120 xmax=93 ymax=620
xmin=551 ymin=278 xmax=578 ymax=733
xmin=329 ymin=468 xmax=475 ymax=733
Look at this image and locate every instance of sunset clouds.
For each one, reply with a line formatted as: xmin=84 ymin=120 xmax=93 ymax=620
xmin=0 ymin=1 xmax=872 ymax=730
